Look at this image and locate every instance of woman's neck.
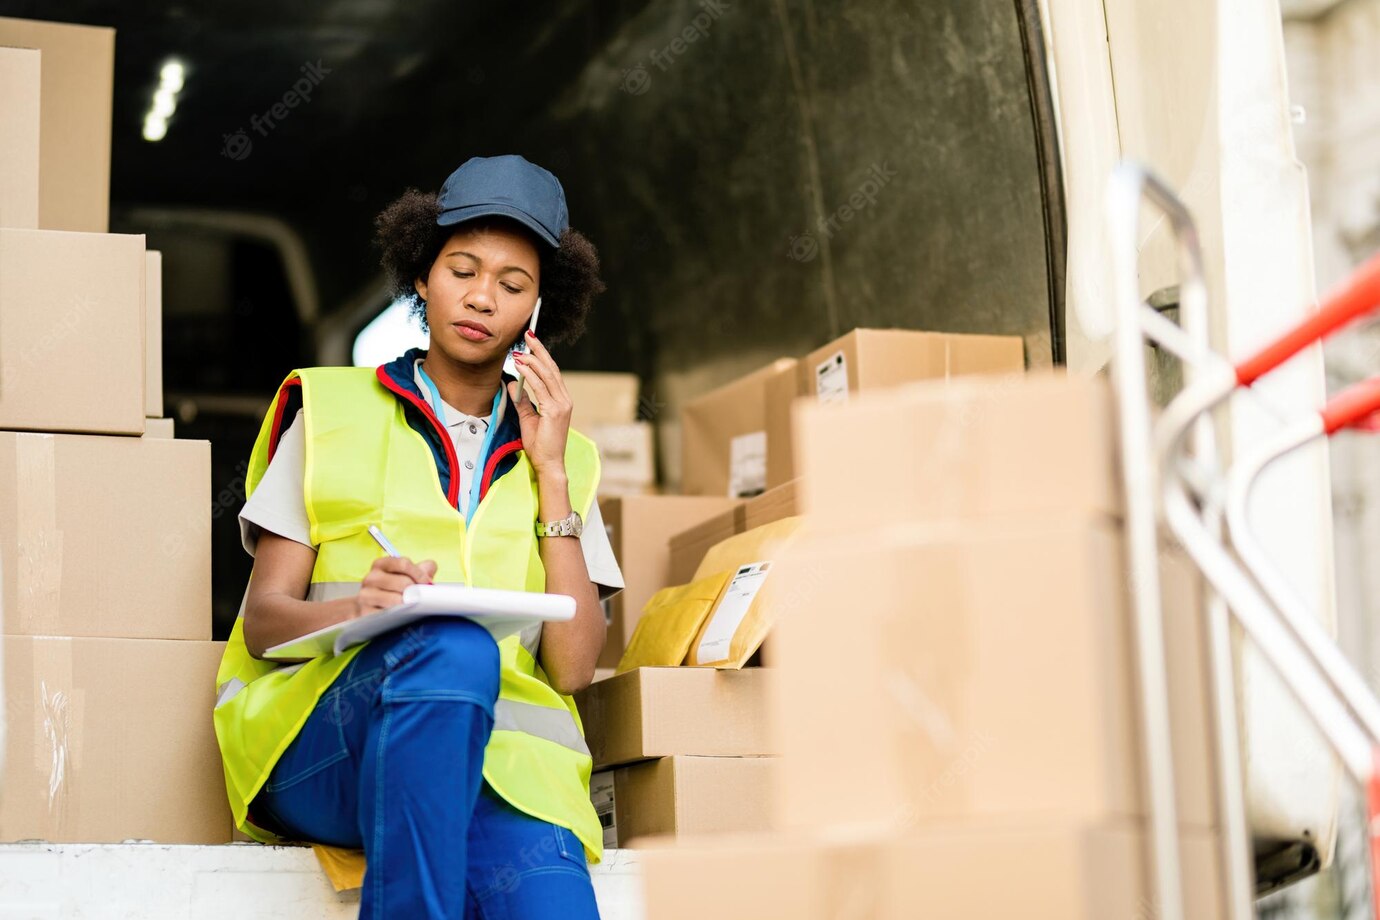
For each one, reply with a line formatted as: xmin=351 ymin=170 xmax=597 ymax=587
xmin=420 ymin=351 xmax=503 ymax=418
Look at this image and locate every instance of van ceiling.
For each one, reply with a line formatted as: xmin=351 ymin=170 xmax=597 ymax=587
xmin=8 ymin=0 xmax=1058 ymax=378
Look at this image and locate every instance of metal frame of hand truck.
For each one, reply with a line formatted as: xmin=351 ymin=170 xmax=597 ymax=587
xmin=1107 ymin=162 xmax=1380 ymax=920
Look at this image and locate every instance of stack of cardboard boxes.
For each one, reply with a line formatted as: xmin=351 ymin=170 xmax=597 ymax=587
xmin=568 ymin=371 xmax=655 ymax=495
xmin=576 ymin=328 xmax=1027 ymax=848
xmin=634 ymin=372 xmax=1226 ymax=918
xmin=0 ymin=18 xmax=229 ymax=844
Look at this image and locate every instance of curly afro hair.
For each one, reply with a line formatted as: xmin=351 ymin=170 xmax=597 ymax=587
xmin=372 ymin=188 xmax=605 ymax=348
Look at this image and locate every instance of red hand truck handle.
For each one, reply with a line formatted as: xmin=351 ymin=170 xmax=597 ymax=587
xmin=1322 ymin=377 xmax=1380 ymax=434
xmin=1370 ymin=748 xmax=1380 ymax=919
xmin=1236 ymin=252 xmax=1380 ymax=387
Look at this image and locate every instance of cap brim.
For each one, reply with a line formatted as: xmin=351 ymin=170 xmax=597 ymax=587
xmin=436 ymin=203 xmax=560 ymax=247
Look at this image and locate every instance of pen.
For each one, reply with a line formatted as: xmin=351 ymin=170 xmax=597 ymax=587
xmin=368 ymin=524 xmax=401 ymax=558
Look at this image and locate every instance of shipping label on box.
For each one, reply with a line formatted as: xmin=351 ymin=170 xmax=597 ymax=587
xmin=591 ymin=770 xmax=618 ymax=850
xmin=814 ymin=350 xmax=848 ymax=404
xmin=727 ymin=430 xmax=766 ymax=498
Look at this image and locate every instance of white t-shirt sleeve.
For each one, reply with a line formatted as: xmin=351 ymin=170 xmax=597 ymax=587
xmin=238 ymin=409 xmax=315 ymax=555
xmin=579 ymin=498 xmax=625 ymax=601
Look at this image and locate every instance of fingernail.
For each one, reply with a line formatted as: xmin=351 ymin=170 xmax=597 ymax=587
xmin=526 ymin=330 xmax=536 ymax=339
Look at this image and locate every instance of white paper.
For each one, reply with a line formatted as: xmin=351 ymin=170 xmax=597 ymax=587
xmin=695 ymin=561 xmax=771 ymax=664
xmin=591 ymin=770 xmax=618 ymax=849
xmin=815 ymin=350 xmax=849 ymax=404
xmin=263 ymin=583 xmax=576 ymax=661
xmin=728 ymin=430 xmax=767 ymax=498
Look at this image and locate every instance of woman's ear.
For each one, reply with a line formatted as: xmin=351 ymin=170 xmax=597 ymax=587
xmin=413 ymin=276 xmax=428 ymax=301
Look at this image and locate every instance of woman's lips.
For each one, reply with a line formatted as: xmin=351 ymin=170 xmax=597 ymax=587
xmin=452 ymin=321 xmax=493 ymax=342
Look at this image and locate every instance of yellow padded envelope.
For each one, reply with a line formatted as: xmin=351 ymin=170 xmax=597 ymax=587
xmin=688 ymin=516 xmax=805 ymax=668
xmin=615 ymin=572 xmax=732 ymax=674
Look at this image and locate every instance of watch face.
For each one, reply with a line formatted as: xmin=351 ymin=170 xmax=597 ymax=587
xmin=571 ymin=511 xmax=584 ymax=537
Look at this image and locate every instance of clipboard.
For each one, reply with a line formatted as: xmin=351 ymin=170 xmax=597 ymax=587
xmin=262 ymin=583 xmax=576 ymax=661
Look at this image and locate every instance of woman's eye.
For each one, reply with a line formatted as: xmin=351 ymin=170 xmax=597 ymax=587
xmin=502 ymin=284 xmax=521 ymax=294
xmin=450 ymin=269 xmax=472 ymax=278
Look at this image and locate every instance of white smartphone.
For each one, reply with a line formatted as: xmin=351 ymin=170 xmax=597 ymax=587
xmin=504 ymin=296 xmax=543 ymax=411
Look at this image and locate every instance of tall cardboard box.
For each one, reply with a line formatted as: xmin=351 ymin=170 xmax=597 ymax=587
xmin=0 ymin=46 xmax=39 ymax=230
xmin=593 ymin=755 xmax=776 ymax=847
xmin=575 ymin=666 xmax=773 ymax=769
xmin=597 ymin=494 xmax=741 ymax=669
xmin=0 ymin=18 xmax=114 ymax=233
xmin=1 ymin=636 xmax=232 ymax=843
xmin=681 ymin=358 xmax=798 ymax=498
xmin=770 ymin=517 xmax=1215 ymax=832
xmin=0 ymin=228 xmax=146 ymax=435
xmin=795 ymin=372 xmax=1120 ymax=529
xmin=0 ymin=432 xmax=211 ymax=640
xmin=145 ymin=249 xmax=164 ymax=418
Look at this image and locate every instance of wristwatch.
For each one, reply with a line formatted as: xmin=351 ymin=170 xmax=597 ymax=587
xmin=536 ymin=510 xmax=584 ymax=538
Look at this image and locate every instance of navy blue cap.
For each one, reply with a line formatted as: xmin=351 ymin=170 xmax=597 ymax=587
xmin=435 ymin=155 xmax=569 ymax=248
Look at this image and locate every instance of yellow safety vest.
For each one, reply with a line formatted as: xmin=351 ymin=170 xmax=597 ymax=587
xmin=212 ymin=365 xmax=605 ymax=861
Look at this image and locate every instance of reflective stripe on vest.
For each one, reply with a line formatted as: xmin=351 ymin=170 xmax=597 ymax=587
xmin=212 ymin=365 xmax=605 ymax=860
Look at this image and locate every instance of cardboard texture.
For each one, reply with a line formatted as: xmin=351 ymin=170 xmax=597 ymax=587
xmin=596 ymin=755 xmax=776 ymax=846
xmin=0 ymin=46 xmax=39 ymax=230
xmin=1 ymin=636 xmax=233 ymax=844
xmin=764 ymin=360 xmax=807 ymax=489
xmin=681 ymin=358 xmax=798 ymax=498
xmin=636 ymin=831 xmax=886 ymax=920
xmin=667 ymin=506 xmax=743 ymax=587
xmin=574 ymin=666 xmax=774 ymax=770
xmin=145 ymin=249 xmax=163 ymax=418
xmin=142 ymin=417 xmax=175 ymax=439
xmin=0 ymin=228 xmax=146 ymax=435
xmin=0 ymin=431 xmax=212 ymax=640
xmin=587 ymin=421 xmax=654 ymax=490
xmin=0 ymin=18 xmax=113 ymax=233
xmin=636 ymin=823 xmax=1220 ymax=920
xmin=769 ymin=517 xmax=1216 ymax=831
xmin=796 ymin=371 xmax=1120 ymax=529
xmin=598 ymin=494 xmax=741 ymax=669
xmin=802 ymin=328 xmax=1025 ymax=401
xmin=565 ymin=371 xmax=640 ymax=430
xmin=742 ymin=479 xmax=800 ymax=531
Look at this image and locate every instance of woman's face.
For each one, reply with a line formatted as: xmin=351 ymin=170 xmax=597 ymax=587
xmin=414 ymin=221 xmax=541 ymax=368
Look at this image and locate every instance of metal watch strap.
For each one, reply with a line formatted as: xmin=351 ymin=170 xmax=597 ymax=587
xmin=535 ymin=510 xmax=583 ymax=538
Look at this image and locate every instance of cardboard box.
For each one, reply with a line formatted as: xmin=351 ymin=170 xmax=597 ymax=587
xmin=0 ymin=228 xmax=146 ymax=435
xmin=742 ymin=479 xmax=799 ymax=531
xmin=636 ymin=824 xmax=1221 ymax=920
xmin=770 ymin=517 xmax=1215 ymax=831
xmin=0 ymin=432 xmax=211 ymax=640
xmin=802 ymin=328 xmax=1024 ymax=402
xmin=0 ymin=18 xmax=113 ymax=233
xmin=593 ymin=755 xmax=776 ymax=847
xmin=764 ymin=361 xmax=806 ymax=489
xmin=0 ymin=46 xmax=39 ymax=230
xmin=796 ymin=372 xmax=1120 ymax=530
xmin=142 ymin=417 xmax=175 ymax=439
xmin=668 ymin=506 xmax=743 ymax=587
xmin=588 ymin=421 xmax=654 ymax=489
xmin=881 ymin=820 xmax=1222 ymax=920
xmin=566 ymin=371 xmax=640 ymax=430
xmin=1 ymin=636 xmax=233 ymax=844
xmin=145 ymin=250 xmax=163 ymax=418
xmin=681 ymin=358 xmax=798 ymax=498
xmin=598 ymin=494 xmax=741 ymax=669
xmin=575 ymin=666 xmax=774 ymax=770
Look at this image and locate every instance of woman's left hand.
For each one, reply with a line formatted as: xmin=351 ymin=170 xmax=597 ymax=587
xmin=508 ymin=331 xmax=572 ymax=477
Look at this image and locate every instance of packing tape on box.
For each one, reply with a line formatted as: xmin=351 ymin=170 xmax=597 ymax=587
xmin=32 ymin=637 xmax=82 ymax=827
xmin=16 ymin=434 xmax=62 ymax=633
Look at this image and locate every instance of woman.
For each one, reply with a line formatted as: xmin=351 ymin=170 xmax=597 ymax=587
xmin=212 ymin=154 xmax=624 ymax=919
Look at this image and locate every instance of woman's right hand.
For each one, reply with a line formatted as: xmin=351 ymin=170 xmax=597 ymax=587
xmin=353 ymin=556 xmax=438 ymax=618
